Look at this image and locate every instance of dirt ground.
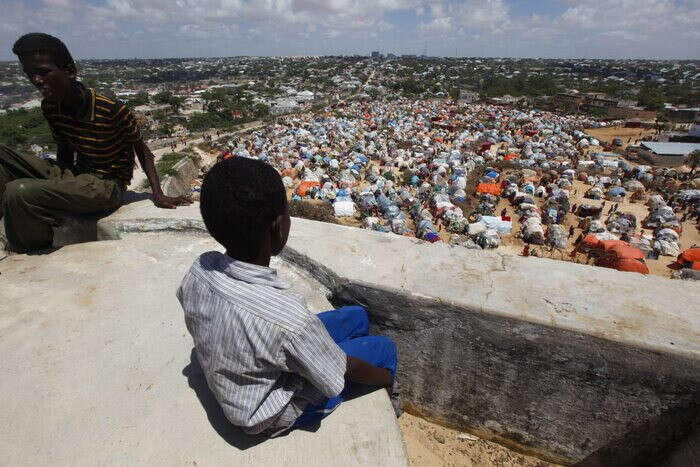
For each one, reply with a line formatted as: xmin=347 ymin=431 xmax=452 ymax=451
xmin=492 ymin=179 xmax=700 ymax=278
xmin=399 ymin=413 xmax=557 ymax=467
xmin=584 ymin=127 xmax=657 ymax=149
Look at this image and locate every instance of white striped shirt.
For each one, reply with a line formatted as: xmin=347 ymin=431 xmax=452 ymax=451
xmin=177 ymin=251 xmax=347 ymax=434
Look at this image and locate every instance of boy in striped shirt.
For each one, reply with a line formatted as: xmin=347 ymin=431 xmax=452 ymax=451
xmin=178 ymin=157 xmax=398 ymax=434
xmin=0 ymin=33 xmax=191 ymax=252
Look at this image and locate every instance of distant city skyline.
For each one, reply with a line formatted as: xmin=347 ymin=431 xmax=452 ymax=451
xmin=2 ymin=0 xmax=699 ymax=61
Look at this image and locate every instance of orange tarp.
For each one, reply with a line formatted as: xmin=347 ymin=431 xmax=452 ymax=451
xmin=582 ymin=234 xmax=601 ymax=249
xmin=615 ymin=258 xmax=649 ymax=274
xmin=609 ymin=244 xmax=645 ymax=261
xmin=600 ymin=240 xmax=627 ymax=251
xmin=296 ymin=181 xmax=320 ymax=197
xmin=476 ymin=183 xmax=501 ymax=196
xmin=677 ymin=248 xmax=700 ymax=266
xmin=504 ymin=153 xmax=519 ymax=160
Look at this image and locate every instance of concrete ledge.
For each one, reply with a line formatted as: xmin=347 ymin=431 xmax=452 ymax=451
xmin=281 ymin=218 xmax=700 ymax=464
xmin=0 ymin=232 xmax=407 ymax=466
xmin=34 ymin=198 xmax=700 ymax=464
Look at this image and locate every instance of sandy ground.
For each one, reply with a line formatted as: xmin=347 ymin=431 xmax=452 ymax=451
xmin=399 ymin=413 xmax=557 ymax=467
xmin=492 ymin=179 xmax=699 ymax=277
xmin=584 ymin=127 xmax=657 ymax=149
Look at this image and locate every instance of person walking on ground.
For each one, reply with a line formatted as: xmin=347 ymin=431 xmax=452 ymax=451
xmin=1 ymin=34 xmax=191 ymax=252
xmin=569 ymin=225 xmax=575 ymax=238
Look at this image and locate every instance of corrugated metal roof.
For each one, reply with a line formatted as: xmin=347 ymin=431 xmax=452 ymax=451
xmin=640 ymin=142 xmax=700 ymax=156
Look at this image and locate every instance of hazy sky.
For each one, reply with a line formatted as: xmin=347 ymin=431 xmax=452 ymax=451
xmin=2 ymin=0 xmax=699 ymax=60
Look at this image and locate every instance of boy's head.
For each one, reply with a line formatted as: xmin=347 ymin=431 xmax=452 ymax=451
xmin=200 ymin=157 xmax=290 ymax=263
xmin=12 ymin=33 xmax=76 ymax=103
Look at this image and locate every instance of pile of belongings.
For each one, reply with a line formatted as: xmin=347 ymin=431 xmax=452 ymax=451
xmin=577 ymin=204 xmax=603 ymax=219
xmin=606 ymin=186 xmax=627 ymax=200
xmin=474 ymin=228 xmax=501 ymax=249
xmin=519 ymin=204 xmax=545 ymax=245
xmin=541 ymin=189 xmax=570 ymax=224
xmin=623 ymin=179 xmax=645 ymax=193
xmin=605 ymin=212 xmax=637 ymax=235
xmin=585 ymin=187 xmax=603 ymax=200
xmin=654 ymin=227 xmax=681 ymax=257
xmin=546 ymin=225 xmax=568 ymax=250
xmin=628 ymin=235 xmax=654 ymax=258
xmin=475 ymin=194 xmax=499 ymax=215
xmin=643 ymin=195 xmax=680 ymax=231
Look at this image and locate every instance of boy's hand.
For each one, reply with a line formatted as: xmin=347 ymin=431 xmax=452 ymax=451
xmin=153 ymin=193 xmax=193 ymax=209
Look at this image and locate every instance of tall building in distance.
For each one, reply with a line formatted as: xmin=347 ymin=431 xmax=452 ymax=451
xmin=370 ymin=51 xmax=382 ymax=59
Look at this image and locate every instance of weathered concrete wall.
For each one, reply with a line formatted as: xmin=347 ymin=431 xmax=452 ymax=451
xmin=37 ymin=199 xmax=700 ymax=464
xmin=281 ymin=218 xmax=700 ymax=465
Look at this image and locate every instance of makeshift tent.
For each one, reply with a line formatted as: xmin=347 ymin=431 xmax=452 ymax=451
xmin=600 ymin=239 xmax=628 ymax=251
xmin=476 ymin=183 xmax=501 ymax=196
xmin=676 ymin=248 xmax=700 ymax=268
xmin=578 ymin=204 xmax=603 ymax=219
xmin=609 ymin=244 xmax=645 ymax=261
xmin=581 ymin=234 xmax=601 ymax=250
xmin=296 ymin=181 xmax=321 ymax=197
xmin=596 ymin=241 xmax=645 ymax=269
xmin=607 ymin=187 xmax=626 ymax=198
xmin=615 ymin=258 xmax=650 ymax=274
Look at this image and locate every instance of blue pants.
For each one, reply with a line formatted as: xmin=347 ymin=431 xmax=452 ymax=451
xmin=293 ymin=306 xmax=397 ymax=428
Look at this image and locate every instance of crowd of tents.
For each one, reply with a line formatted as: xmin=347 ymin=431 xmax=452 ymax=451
xmin=209 ymin=99 xmax=700 ymax=277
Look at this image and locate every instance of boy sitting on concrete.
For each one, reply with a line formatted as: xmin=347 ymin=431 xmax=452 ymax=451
xmin=177 ymin=157 xmax=398 ymax=435
xmin=1 ymin=33 xmax=190 ymax=252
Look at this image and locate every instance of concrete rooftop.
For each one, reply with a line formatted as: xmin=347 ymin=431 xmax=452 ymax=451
xmin=0 ymin=230 xmax=407 ymax=466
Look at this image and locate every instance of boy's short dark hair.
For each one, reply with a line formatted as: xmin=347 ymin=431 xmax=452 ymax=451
xmin=200 ymin=157 xmax=287 ymax=260
xmin=12 ymin=33 xmax=75 ymax=68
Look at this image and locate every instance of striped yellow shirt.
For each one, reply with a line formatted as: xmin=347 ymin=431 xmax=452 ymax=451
xmin=42 ymin=84 xmax=141 ymax=184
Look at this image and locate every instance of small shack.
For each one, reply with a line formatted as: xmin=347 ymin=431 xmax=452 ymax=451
xmin=638 ymin=142 xmax=700 ymax=167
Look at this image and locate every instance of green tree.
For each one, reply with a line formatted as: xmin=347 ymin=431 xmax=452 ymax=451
xmin=126 ymin=91 xmax=149 ymax=108
xmin=0 ymin=108 xmax=53 ymax=149
xmin=153 ymin=91 xmax=184 ymax=112
xmin=638 ymin=84 xmax=664 ymax=111
xmin=655 ymin=115 xmax=669 ymax=133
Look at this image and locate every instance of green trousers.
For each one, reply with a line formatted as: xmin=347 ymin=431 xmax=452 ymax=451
xmin=0 ymin=145 xmax=124 ymax=252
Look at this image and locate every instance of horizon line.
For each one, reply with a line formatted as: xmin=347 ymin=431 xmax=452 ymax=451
xmin=1 ymin=54 xmax=700 ymax=63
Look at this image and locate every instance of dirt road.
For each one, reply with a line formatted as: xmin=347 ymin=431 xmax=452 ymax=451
xmin=128 ymin=121 xmax=264 ymax=190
